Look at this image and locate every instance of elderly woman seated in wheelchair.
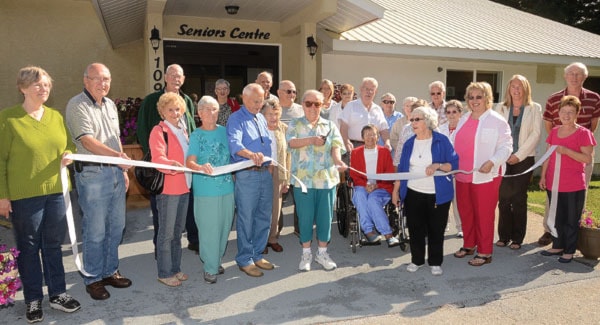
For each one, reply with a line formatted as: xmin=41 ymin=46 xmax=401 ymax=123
xmin=349 ymin=124 xmax=400 ymax=247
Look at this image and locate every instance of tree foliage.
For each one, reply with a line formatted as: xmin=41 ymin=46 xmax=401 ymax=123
xmin=491 ymin=0 xmax=600 ymax=35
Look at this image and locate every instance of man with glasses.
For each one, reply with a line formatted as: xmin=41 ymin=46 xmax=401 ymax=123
xmin=339 ymin=77 xmax=391 ymax=153
xmin=429 ymin=81 xmax=448 ymax=126
xmin=66 ymin=63 xmax=133 ymax=300
xmin=227 ymin=83 xmax=274 ymax=277
xmin=136 ymin=64 xmax=199 ymax=255
xmin=379 ymin=93 xmax=402 ymax=151
xmin=277 ymin=80 xmax=304 ymax=123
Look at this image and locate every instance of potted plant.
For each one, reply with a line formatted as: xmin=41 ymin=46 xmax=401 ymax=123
xmin=0 ymin=244 xmax=21 ymax=306
xmin=115 ymin=97 xmax=143 ymax=145
xmin=577 ymin=209 xmax=600 ymax=259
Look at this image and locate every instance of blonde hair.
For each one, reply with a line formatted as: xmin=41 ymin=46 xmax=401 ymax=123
xmin=157 ymin=92 xmax=186 ymax=119
xmin=502 ymin=75 xmax=532 ymax=108
xmin=465 ymin=82 xmax=494 ymax=109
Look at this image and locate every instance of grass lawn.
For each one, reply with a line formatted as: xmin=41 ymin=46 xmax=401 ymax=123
xmin=527 ymin=175 xmax=600 ymax=216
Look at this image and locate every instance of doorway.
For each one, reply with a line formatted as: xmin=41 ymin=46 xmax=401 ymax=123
xmin=164 ymin=40 xmax=280 ymax=101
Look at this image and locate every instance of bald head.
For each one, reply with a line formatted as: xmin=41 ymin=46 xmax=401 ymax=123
xmin=243 ymin=83 xmax=265 ymax=114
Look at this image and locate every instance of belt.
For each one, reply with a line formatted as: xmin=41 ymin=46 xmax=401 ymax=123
xmin=74 ymin=161 xmax=109 ymax=172
xmin=244 ymin=165 xmax=270 ymax=172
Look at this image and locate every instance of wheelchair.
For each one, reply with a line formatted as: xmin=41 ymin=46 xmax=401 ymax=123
xmin=335 ymin=175 xmax=410 ymax=253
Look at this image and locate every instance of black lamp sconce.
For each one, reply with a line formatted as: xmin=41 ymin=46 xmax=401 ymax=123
xmin=307 ymin=36 xmax=318 ymax=59
xmin=225 ymin=5 xmax=240 ymax=15
xmin=149 ymin=26 xmax=161 ymax=53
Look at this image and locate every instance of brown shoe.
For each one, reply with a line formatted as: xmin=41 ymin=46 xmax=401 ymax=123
xmin=239 ymin=264 xmax=264 ymax=277
xmin=262 ymin=246 xmax=268 ymax=254
xmin=538 ymin=232 xmax=553 ymax=246
xmin=268 ymin=242 xmax=283 ymax=252
xmin=254 ymin=258 xmax=274 ymax=270
xmin=86 ymin=281 xmax=110 ymax=300
xmin=102 ymin=270 xmax=132 ymax=288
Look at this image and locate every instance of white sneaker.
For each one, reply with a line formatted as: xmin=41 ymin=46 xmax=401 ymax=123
xmin=299 ymin=252 xmax=312 ymax=271
xmin=315 ymin=251 xmax=337 ymax=270
xmin=431 ymin=266 xmax=443 ymax=276
xmin=406 ymin=263 xmax=421 ymax=273
xmin=457 ymin=231 xmax=464 ymax=238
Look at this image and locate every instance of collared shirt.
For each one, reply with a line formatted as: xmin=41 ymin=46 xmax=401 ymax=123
xmin=226 ymin=106 xmax=272 ymax=164
xmin=65 ymin=89 xmax=121 ymax=154
xmin=286 ymin=117 xmax=345 ymax=189
xmin=543 ymin=87 xmax=600 ymax=131
xmin=431 ymin=101 xmax=448 ymax=126
xmin=339 ymin=99 xmax=388 ymax=141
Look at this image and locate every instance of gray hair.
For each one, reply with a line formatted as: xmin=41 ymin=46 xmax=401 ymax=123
xmin=166 ymin=64 xmax=184 ymax=76
xmin=362 ymin=77 xmax=378 ymax=88
xmin=215 ymin=79 xmax=230 ymax=88
xmin=403 ymin=96 xmax=418 ymax=105
xmin=564 ymin=62 xmax=588 ymax=77
xmin=197 ymin=95 xmax=219 ymax=112
xmin=412 ymin=106 xmax=438 ymax=130
xmin=429 ymin=81 xmax=446 ymax=92
xmin=381 ymin=92 xmax=396 ymax=102
xmin=301 ymin=89 xmax=324 ymax=103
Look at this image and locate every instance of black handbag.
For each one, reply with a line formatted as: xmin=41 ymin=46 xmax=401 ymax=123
xmin=135 ymin=131 xmax=167 ymax=195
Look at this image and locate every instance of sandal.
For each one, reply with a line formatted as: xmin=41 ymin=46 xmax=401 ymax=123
xmin=454 ymin=247 xmax=476 ymax=258
xmin=157 ymin=276 xmax=181 ymax=287
xmin=509 ymin=242 xmax=521 ymax=250
xmin=468 ymin=255 xmax=492 ymax=266
xmin=175 ymin=272 xmax=189 ymax=281
xmin=495 ymin=240 xmax=509 ymax=247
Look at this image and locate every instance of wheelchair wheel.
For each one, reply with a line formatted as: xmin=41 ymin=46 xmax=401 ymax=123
xmin=336 ymin=183 xmax=350 ymax=237
xmin=386 ymin=204 xmax=400 ymax=237
xmin=350 ymin=231 xmax=358 ymax=253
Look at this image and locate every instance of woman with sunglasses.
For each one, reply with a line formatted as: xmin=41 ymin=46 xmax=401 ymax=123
xmin=451 ymin=82 xmax=512 ymax=267
xmin=494 ymin=75 xmax=542 ymax=250
xmin=287 ymin=90 xmax=347 ymax=272
xmin=392 ymin=106 xmax=458 ymax=276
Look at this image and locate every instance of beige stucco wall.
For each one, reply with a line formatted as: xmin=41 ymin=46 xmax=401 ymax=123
xmin=0 ymin=0 xmax=145 ymax=111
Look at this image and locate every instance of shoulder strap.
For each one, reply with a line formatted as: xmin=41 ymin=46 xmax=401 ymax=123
xmin=163 ymin=130 xmax=168 ymax=153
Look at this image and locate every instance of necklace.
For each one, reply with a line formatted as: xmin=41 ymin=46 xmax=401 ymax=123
xmin=414 ymin=138 xmax=431 ymax=158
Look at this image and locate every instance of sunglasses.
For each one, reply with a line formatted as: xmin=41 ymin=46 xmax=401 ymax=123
xmin=468 ymin=95 xmax=483 ymax=100
xmin=430 ymin=92 xmax=442 ymax=96
xmin=409 ymin=117 xmax=424 ymax=123
xmin=282 ymin=89 xmax=297 ymax=95
xmin=304 ymin=101 xmax=323 ymax=108
xmin=445 ymin=110 xmax=459 ymax=114
xmin=382 ymin=100 xmax=395 ymax=104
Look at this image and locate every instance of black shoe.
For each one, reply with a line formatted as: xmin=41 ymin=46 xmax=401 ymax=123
xmin=49 ymin=293 xmax=81 ymax=313
xmin=26 ymin=300 xmax=43 ymax=323
xmin=188 ymin=243 xmax=199 ymax=254
xmin=218 ymin=265 xmax=225 ymax=274
xmin=540 ymin=250 xmax=563 ymax=256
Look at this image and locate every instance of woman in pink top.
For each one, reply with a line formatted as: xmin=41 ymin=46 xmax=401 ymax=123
xmin=451 ymin=82 xmax=512 ymax=266
xmin=149 ymin=92 xmax=191 ymax=286
xmin=539 ymin=96 xmax=596 ymax=263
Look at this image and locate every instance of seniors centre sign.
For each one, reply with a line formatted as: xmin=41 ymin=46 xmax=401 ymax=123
xmin=177 ymin=24 xmax=272 ymax=40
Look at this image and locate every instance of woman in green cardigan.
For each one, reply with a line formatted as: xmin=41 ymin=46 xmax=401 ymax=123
xmin=0 ymin=66 xmax=81 ymax=323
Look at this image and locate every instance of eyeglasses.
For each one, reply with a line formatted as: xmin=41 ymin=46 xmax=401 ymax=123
xmin=445 ymin=110 xmax=459 ymax=114
xmin=409 ymin=117 xmax=424 ymax=123
xmin=382 ymin=100 xmax=395 ymax=104
xmin=215 ymin=87 xmax=229 ymax=92
xmin=87 ymin=76 xmax=111 ymax=83
xmin=468 ymin=95 xmax=483 ymax=100
xmin=282 ymin=89 xmax=297 ymax=95
xmin=304 ymin=101 xmax=323 ymax=108
xmin=430 ymin=92 xmax=442 ymax=96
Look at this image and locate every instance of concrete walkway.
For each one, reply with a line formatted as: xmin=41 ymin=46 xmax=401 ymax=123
xmin=1 ymin=194 xmax=598 ymax=324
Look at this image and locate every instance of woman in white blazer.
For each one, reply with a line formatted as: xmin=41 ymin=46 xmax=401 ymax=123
xmin=494 ymin=75 xmax=542 ymax=250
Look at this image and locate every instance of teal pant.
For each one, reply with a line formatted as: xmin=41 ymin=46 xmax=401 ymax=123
xmin=293 ymin=187 xmax=335 ymax=244
xmin=194 ymin=193 xmax=235 ymax=275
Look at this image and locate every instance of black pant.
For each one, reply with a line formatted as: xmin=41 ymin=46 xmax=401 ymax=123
xmin=405 ymin=188 xmax=450 ymax=266
xmin=497 ymin=157 xmax=535 ymax=244
xmin=548 ymin=190 xmax=585 ymax=254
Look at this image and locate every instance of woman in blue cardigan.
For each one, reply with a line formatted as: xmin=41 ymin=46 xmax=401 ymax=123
xmin=392 ymin=106 xmax=458 ymax=276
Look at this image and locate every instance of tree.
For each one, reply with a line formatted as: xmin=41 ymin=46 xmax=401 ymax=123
xmin=491 ymin=0 xmax=600 ymax=35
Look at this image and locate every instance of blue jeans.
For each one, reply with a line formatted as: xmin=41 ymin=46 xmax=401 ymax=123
xmin=75 ymin=165 xmax=126 ymax=285
xmin=156 ymin=193 xmax=188 ymax=278
xmin=11 ymin=194 xmax=67 ymax=303
xmin=234 ymin=169 xmax=273 ymax=267
xmin=151 ymin=193 xmax=198 ymax=252
xmin=352 ymin=187 xmax=392 ymax=235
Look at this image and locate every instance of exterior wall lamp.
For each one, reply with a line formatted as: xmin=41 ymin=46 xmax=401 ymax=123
xmin=307 ymin=36 xmax=318 ymax=59
xmin=149 ymin=26 xmax=161 ymax=53
xmin=225 ymin=5 xmax=240 ymax=15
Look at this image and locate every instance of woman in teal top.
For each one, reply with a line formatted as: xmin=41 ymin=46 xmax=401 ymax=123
xmin=0 ymin=66 xmax=80 ymax=322
xmin=186 ymin=96 xmax=234 ymax=284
